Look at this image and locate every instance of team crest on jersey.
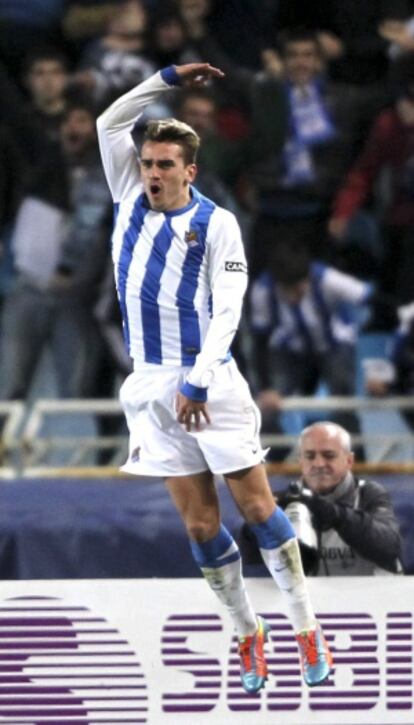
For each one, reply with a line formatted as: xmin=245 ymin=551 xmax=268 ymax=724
xmin=185 ymin=230 xmax=199 ymax=248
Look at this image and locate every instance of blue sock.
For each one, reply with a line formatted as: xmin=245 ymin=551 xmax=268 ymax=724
xmin=249 ymin=507 xmax=295 ymax=550
xmin=190 ymin=524 xmax=257 ymax=636
xmin=190 ymin=524 xmax=241 ymax=567
xmin=251 ymin=510 xmax=315 ymax=633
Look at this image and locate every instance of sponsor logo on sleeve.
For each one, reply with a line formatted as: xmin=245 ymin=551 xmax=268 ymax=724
xmin=225 ymin=261 xmax=247 ymax=273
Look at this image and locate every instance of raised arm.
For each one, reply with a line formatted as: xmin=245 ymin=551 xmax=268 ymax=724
xmin=96 ymin=63 xmax=224 ymax=202
xmin=96 ymin=69 xmax=174 ymax=202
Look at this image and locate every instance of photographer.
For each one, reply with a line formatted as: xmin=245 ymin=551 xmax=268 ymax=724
xmin=240 ymin=422 xmax=403 ymax=576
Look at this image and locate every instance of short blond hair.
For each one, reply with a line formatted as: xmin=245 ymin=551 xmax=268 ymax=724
xmin=142 ymin=118 xmax=200 ymax=165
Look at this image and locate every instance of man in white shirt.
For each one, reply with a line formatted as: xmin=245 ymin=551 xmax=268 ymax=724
xmin=97 ymin=61 xmax=332 ymax=693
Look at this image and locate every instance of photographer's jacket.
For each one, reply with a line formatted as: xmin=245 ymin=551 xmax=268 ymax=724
xmin=240 ymin=473 xmax=402 ymax=576
xmin=304 ymin=475 xmax=402 ymax=576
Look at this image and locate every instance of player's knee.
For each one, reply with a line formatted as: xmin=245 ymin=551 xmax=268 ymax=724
xmin=241 ymin=498 xmax=276 ymax=525
xmin=186 ymin=518 xmax=220 ymax=543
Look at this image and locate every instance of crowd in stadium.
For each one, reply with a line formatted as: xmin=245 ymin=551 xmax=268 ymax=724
xmin=2 ymin=0 xmax=414 ymax=456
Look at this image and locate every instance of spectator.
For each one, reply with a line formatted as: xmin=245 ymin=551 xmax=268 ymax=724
xmin=148 ymin=5 xmax=200 ymax=68
xmin=175 ymin=86 xmax=243 ymax=186
xmin=366 ymin=301 xmax=414 ymax=431
xmin=131 ymin=5 xmax=204 ymax=134
xmin=0 ymin=99 xmax=112 ymax=401
xmin=0 ymin=49 xmax=70 ymax=182
xmin=70 ymin=0 xmax=155 ymax=109
xmin=275 ymin=0 xmax=405 ymax=88
xmin=190 ymin=27 xmax=363 ymax=276
xmin=252 ymin=28 xmax=366 ymax=275
xmin=0 ymin=50 xmax=70 ymax=300
xmin=329 ymin=59 xmax=414 ymax=305
xmin=240 ymin=422 xmax=403 ymax=575
xmin=63 ymin=1 xmax=124 ymax=54
xmin=183 ymin=0 xmax=279 ymax=70
xmin=250 ymin=244 xmax=398 ymax=458
xmin=23 ymin=48 xmax=67 ymax=112
xmin=178 ymin=0 xmax=253 ymax=116
xmin=379 ymin=15 xmax=414 ymax=61
xmin=175 ymin=87 xmax=243 ymax=214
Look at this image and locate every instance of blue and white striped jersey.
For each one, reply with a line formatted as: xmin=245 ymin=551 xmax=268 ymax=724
xmin=97 ymin=69 xmax=248 ymax=392
xmin=250 ymin=263 xmax=372 ymax=353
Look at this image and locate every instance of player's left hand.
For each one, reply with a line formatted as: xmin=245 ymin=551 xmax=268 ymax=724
xmin=175 ymin=392 xmax=211 ymax=431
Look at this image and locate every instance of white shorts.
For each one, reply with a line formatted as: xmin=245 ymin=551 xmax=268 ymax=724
xmin=119 ymin=358 xmax=266 ymax=477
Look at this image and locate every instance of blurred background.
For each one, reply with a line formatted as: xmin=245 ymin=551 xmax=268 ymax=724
xmin=0 ymin=0 xmax=414 ymax=581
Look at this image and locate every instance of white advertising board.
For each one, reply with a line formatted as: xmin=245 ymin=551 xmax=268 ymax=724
xmin=0 ymin=577 xmax=412 ymax=725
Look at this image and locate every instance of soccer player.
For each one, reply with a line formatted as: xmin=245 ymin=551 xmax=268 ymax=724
xmin=96 ymin=62 xmax=332 ymax=693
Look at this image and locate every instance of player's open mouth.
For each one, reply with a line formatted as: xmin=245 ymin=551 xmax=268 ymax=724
xmin=150 ymin=184 xmax=161 ymax=195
